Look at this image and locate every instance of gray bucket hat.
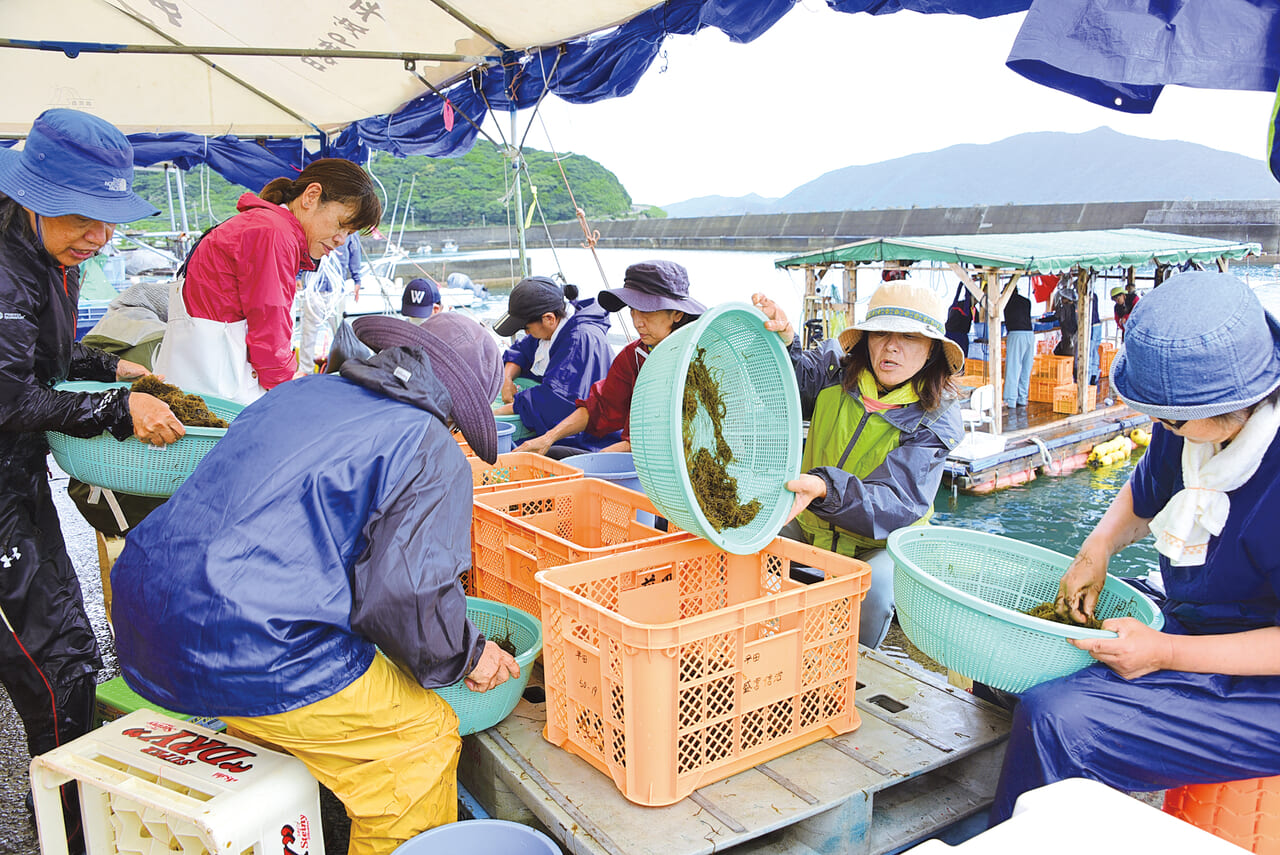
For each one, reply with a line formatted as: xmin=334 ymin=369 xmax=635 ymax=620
xmin=1111 ymin=271 xmax=1280 ymax=420
xmin=351 ymin=313 xmax=502 ymax=462
xmin=597 ymin=260 xmax=706 ymax=315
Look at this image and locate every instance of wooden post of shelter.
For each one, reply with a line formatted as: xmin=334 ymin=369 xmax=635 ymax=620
xmin=803 ymin=267 xmax=818 ymax=343
xmin=1075 ymin=268 xmax=1093 ymax=413
xmin=842 ymin=265 xmax=855 ymax=330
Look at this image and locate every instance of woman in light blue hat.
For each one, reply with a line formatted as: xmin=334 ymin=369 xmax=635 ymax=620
xmin=991 ymin=270 xmax=1280 ymax=824
xmin=0 ymin=108 xmax=185 ymax=839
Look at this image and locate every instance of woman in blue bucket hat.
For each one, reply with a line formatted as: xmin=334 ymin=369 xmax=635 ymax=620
xmin=991 ymin=271 xmax=1280 ymax=825
xmin=754 ymin=283 xmax=963 ymax=650
xmin=0 ymin=108 xmax=184 ymax=841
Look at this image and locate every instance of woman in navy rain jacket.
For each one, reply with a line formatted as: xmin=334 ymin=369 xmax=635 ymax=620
xmin=493 ymin=277 xmax=616 ymax=452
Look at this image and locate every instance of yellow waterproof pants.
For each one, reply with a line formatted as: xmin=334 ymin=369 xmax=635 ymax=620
xmin=222 ymin=654 xmax=460 ymax=855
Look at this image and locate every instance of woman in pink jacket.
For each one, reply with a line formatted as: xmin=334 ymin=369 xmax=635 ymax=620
xmin=156 ymin=159 xmax=380 ymax=403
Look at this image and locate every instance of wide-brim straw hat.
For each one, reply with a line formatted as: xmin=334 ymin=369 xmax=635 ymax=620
xmin=1111 ymin=271 xmax=1280 ymax=420
xmin=838 ymin=281 xmax=965 ymax=374
xmin=352 ymin=314 xmax=502 ymax=463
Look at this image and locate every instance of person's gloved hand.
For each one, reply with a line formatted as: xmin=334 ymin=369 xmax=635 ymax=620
xmin=465 ymin=640 xmax=520 ymax=692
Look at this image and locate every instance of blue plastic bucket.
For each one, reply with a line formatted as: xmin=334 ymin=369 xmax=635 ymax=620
xmin=565 ymin=452 xmax=657 ymax=527
xmin=391 ymin=820 xmax=559 ymax=855
xmin=496 ymin=421 xmax=516 ymax=455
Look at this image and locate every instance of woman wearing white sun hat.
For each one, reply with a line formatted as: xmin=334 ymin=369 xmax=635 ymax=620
xmin=754 ymin=282 xmax=963 ymax=648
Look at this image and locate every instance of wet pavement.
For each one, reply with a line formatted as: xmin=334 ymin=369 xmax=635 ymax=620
xmin=2 ymin=465 xmax=114 ymax=855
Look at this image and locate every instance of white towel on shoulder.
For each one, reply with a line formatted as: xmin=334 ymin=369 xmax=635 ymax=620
xmin=1148 ymin=394 xmax=1280 ymax=566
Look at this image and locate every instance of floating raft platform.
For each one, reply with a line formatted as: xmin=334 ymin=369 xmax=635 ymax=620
xmin=458 ymin=649 xmax=1010 ymax=855
xmin=945 ymin=381 xmax=1150 ymax=495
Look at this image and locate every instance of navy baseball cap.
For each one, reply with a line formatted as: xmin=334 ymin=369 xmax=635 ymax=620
xmin=0 ymin=109 xmax=158 ymax=223
xmin=402 ymin=276 xmax=442 ymax=317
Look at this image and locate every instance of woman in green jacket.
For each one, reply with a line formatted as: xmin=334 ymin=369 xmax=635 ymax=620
xmin=754 ymin=283 xmax=963 ymax=648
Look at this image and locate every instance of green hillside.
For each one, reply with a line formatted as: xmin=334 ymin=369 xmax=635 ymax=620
xmin=128 ymin=142 xmax=641 ymax=232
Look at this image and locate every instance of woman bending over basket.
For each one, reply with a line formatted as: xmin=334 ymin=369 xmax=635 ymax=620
xmin=754 ymin=283 xmax=963 ymax=649
xmin=0 ymin=109 xmax=183 ymax=846
xmin=991 ymin=271 xmax=1280 ymax=823
xmin=155 ymin=158 xmax=380 ymax=404
xmin=515 ymin=260 xmax=705 ymax=459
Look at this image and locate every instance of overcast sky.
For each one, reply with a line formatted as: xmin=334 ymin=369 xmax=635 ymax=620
xmin=485 ymin=4 xmax=1277 ymax=207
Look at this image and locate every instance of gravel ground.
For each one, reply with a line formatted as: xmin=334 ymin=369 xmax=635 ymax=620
xmin=2 ymin=466 xmax=113 ymax=855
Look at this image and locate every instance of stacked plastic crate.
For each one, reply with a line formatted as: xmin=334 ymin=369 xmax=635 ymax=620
xmin=464 ymin=458 xmax=874 ymax=807
xmin=1030 ymin=354 xmax=1074 ymax=403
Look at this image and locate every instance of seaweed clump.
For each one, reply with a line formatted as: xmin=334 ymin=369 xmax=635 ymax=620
xmin=130 ymin=376 xmax=229 ymax=428
xmin=683 ymin=348 xmax=762 ymax=532
xmin=1024 ymin=602 xmax=1103 ymax=630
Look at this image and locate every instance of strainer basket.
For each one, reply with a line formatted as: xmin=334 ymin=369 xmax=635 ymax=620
xmin=46 ymin=381 xmax=244 ymax=498
xmin=435 ymin=597 xmax=541 ymax=736
xmin=887 ymin=526 xmax=1164 ymax=693
xmin=630 ymin=302 xmax=801 ymax=554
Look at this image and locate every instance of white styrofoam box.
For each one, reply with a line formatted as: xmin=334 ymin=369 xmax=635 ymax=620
xmin=30 ymin=710 xmax=323 ymax=855
xmin=906 ymin=778 xmax=1249 ymax=854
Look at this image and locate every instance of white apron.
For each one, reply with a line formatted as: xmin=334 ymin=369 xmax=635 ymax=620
xmin=153 ymin=276 xmax=266 ymax=405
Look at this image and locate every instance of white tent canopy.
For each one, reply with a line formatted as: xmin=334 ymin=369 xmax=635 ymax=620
xmin=0 ymin=0 xmax=661 ymax=138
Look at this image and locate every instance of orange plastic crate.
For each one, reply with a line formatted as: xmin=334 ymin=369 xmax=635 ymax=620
xmin=469 ymin=452 xmax=583 ymax=495
xmin=1032 ymin=354 xmax=1074 ymax=383
xmin=537 ymin=536 xmax=872 ymax=806
xmin=1029 ymin=376 xmax=1060 ymax=404
xmin=1100 ymin=346 xmax=1117 ymax=378
xmin=964 ymin=358 xmax=988 ymax=377
xmin=1164 ymin=776 xmax=1280 ymax=853
xmin=470 ymin=478 xmax=690 ymax=616
xmin=1052 ymin=383 xmax=1097 ymax=414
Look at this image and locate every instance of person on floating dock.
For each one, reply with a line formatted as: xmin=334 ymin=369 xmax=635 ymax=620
xmin=1003 ymin=284 xmax=1034 ymax=408
xmin=111 ymin=313 xmax=519 ymax=855
xmin=492 ymin=276 xmax=615 ymax=453
xmin=514 ymin=261 xmax=705 ymax=458
xmin=992 ymin=271 xmax=1280 ymax=823
xmin=754 ymin=283 xmax=963 ymax=649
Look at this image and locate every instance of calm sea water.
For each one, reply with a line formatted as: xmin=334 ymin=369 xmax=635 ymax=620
xmin=528 ymin=247 xmax=1280 ymax=576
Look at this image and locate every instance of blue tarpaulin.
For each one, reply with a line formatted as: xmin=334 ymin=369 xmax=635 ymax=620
xmin=75 ymin=0 xmax=1280 ymax=189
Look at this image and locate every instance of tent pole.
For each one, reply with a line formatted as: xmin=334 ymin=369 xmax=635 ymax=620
xmin=511 ymin=107 xmax=529 ymax=279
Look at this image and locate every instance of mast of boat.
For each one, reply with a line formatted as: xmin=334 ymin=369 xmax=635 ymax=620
xmin=163 ymin=165 xmax=177 ymax=233
xmin=383 ymin=179 xmax=403 ymax=258
xmin=510 ymin=106 xmax=529 ymax=279
xmin=396 ymin=174 xmax=416 ymax=252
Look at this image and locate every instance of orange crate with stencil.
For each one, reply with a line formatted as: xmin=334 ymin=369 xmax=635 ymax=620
xmin=1052 ymin=383 xmax=1097 ymax=414
xmin=470 ymin=477 xmax=690 ymax=616
xmin=469 ymin=452 xmax=583 ymax=495
xmin=537 ymin=536 xmax=871 ymax=806
xmin=1164 ymin=775 xmax=1280 ymax=853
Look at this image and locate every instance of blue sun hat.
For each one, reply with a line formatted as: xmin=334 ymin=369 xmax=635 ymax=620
xmin=1111 ymin=271 xmax=1280 ymax=420
xmin=0 ymin=109 xmax=158 ymax=223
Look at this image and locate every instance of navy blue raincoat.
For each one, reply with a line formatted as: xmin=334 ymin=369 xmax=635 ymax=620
xmin=503 ymin=298 xmax=618 ymax=451
xmin=991 ymin=419 xmax=1280 ymax=823
xmin=112 ymin=347 xmax=486 ymax=717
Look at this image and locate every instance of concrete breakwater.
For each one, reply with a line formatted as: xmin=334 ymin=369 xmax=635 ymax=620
xmin=372 ymin=199 xmax=1280 ymax=257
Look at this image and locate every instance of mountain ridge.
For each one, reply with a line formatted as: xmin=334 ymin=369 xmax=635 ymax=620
xmin=662 ymin=128 xmax=1280 ymax=218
